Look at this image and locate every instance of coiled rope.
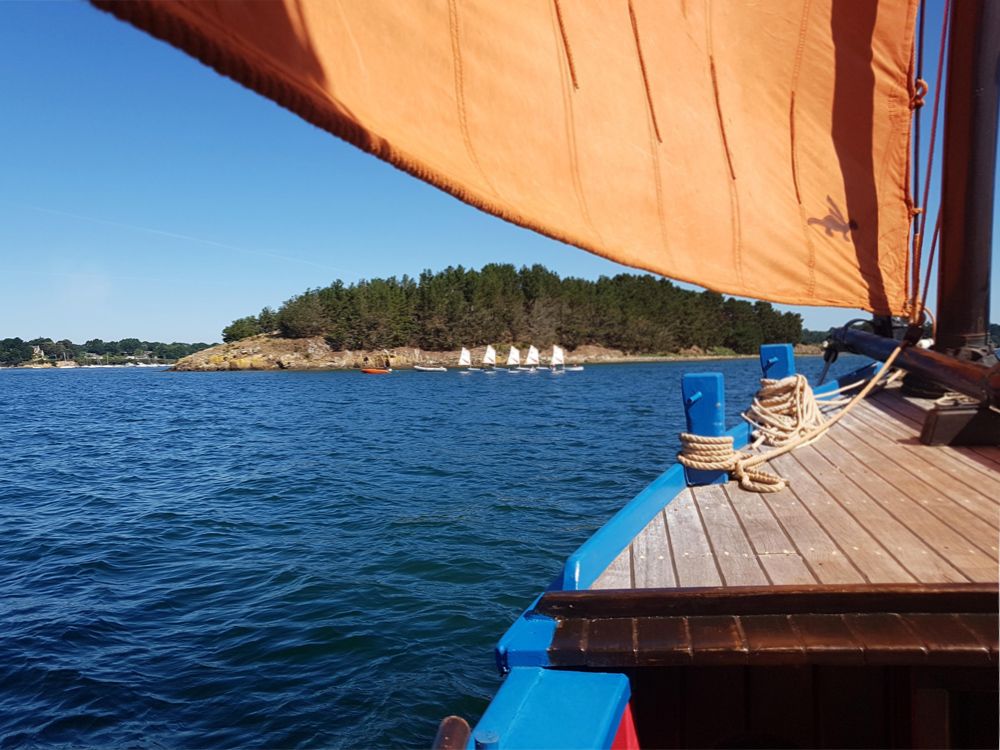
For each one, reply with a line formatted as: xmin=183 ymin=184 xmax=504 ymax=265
xmin=678 ymin=346 xmax=906 ymax=493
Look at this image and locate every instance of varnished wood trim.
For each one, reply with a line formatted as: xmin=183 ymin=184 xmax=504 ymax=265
xmin=537 ymin=582 xmax=999 ymax=618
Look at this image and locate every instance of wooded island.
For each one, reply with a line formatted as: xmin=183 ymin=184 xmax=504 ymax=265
xmin=223 ymin=264 xmax=808 ymax=356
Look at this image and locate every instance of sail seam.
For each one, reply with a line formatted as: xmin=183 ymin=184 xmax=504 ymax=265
xmin=789 ymin=94 xmax=802 ymax=205
xmin=549 ymin=0 xmax=607 ymax=249
xmin=447 ymin=0 xmax=507 ymax=206
xmin=552 ymin=0 xmax=578 ymax=90
xmin=708 ymin=59 xmax=735 ymax=181
xmin=705 ymin=2 xmax=744 ymax=290
xmin=628 ymin=1 xmax=671 ymax=265
xmin=628 ymin=1 xmax=662 ymax=144
xmin=709 ymin=55 xmax=744 ymax=290
xmin=789 ymin=0 xmax=818 ymax=300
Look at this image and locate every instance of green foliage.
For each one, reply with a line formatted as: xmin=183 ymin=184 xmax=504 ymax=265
xmin=0 ymin=337 xmax=213 ymax=366
xmin=229 ymin=264 xmax=805 ymax=355
xmin=278 ymin=292 xmax=328 ymax=338
xmin=222 ymin=316 xmax=263 ymax=343
xmin=0 ymin=338 xmax=34 ymax=365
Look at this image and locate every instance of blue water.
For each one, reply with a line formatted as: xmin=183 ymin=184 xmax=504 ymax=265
xmin=0 ymin=356 xmax=866 ymax=748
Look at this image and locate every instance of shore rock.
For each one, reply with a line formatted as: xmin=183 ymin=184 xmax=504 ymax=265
xmin=172 ymin=334 xmax=808 ymax=372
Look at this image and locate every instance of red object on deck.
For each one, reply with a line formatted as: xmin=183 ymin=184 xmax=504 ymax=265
xmin=361 ymin=368 xmax=391 ymax=374
xmin=612 ymin=703 xmax=639 ymax=749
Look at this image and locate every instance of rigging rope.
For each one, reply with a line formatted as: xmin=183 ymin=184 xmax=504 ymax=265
xmin=678 ymin=346 xmax=906 ymax=494
xmin=910 ymin=0 xmax=951 ymax=323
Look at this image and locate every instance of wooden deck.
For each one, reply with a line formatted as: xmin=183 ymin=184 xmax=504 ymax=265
xmin=593 ymin=387 xmax=1000 ymax=590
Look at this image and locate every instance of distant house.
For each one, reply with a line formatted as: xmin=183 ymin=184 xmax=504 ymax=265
xmin=83 ymin=352 xmax=103 ymax=361
xmin=30 ymin=346 xmax=46 ymax=361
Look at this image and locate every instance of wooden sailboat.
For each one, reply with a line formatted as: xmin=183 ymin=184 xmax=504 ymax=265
xmin=91 ymin=1 xmax=998 ymax=746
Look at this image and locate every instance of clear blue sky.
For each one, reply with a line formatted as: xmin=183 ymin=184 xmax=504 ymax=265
xmin=1 ymin=0 xmax=994 ymax=344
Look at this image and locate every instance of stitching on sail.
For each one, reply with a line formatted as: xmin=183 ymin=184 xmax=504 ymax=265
xmin=548 ymin=0 xmax=607 ymax=249
xmin=789 ymin=0 xmax=817 ymax=300
xmin=647 ymin=118 xmax=672 ymax=267
xmin=552 ymin=0 xmax=578 ymax=90
xmin=705 ymin=2 xmax=744 ymax=290
xmin=788 ymin=0 xmax=811 ymax=206
xmin=789 ymin=94 xmax=802 ymax=205
xmin=628 ymin=1 xmax=662 ymax=144
xmin=627 ymin=1 xmax=670 ymax=265
xmin=447 ymin=0 xmax=506 ymax=204
xmin=709 ymin=59 xmax=735 ymax=181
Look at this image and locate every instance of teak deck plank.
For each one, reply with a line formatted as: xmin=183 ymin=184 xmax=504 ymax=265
xmin=757 ymin=484 xmax=866 ymax=584
xmin=720 ymin=486 xmax=816 ymax=585
xmin=664 ymin=491 xmax=724 ymax=587
xmin=837 ymin=410 xmax=1000 ymax=528
xmin=630 ymin=510 xmax=677 ymax=589
xmin=793 ymin=443 xmax=970 ymax=583
xmin=815 ymin=435 xmax=998 ymax=580
xmin=876 ymin=392 xmax=1000 ymax=469
xmin=592 ymin=389 xmax=998 ymax=591
xmin=691 ymin=484 xmax=769 ymax=587
xmin=829 ymin=422 xmax=999 ymax=557
xmin=592 ymin=545 xmax=632 ymax=590
xmin=771 ymin=453 xmax=913 ymax=583
xmin=857 ymin=397 xmax=1000 ymax=496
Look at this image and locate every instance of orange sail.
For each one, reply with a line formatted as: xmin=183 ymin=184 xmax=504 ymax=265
xmin=93 ymin=0 xmax=918 ymax=315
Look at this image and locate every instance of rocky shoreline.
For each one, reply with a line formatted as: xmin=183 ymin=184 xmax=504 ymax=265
xmin=170 ymin=334 xmax=822 ymax=372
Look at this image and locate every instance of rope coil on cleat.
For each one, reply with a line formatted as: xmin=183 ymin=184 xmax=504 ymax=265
xmin=679 ymin=346 xmax=907 ymax=494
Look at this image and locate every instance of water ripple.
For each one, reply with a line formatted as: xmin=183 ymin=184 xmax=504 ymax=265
xmin=0 ymin=357 xmax=866 ymax=748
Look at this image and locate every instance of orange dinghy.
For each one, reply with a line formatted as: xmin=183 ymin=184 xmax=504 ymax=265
xmin=360 ymin=368 xmax=391 ymax=375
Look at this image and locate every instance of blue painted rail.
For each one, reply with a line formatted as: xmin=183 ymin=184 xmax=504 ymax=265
xmin=480 ymin=348 xmax=880 ymax=748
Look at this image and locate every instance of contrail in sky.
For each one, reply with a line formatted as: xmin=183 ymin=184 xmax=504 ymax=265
xmin=2 ymin=200 xmax=356 ymax=276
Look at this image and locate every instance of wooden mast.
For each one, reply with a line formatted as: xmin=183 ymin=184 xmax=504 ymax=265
xmin=935 ymin=0 xmax=999 ymax=359
xmin=834 ymin=0 xmax=1000 ymax=418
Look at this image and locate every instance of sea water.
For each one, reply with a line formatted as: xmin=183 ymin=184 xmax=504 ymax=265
xmin=0 ymin=356 xmax=867 ymax=748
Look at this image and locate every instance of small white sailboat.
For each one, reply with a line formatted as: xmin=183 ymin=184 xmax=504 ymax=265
xmin=483 ymin=344 xmax=497 ymax=374
xmin=550 ymin=345 xmax=565 ymax=373
xmin=506 ymin=346 xmax=520 ymax=372
xmin=457 ymin=346 xmax=478 ymax=372
xmin=520 ymin=345 xmax=540 ymax=372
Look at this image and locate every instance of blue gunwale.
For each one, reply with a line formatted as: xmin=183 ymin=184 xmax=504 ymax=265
xmin=558 ymin=358 xmax=876 ymax=592
xmin=494 ymin=358 xmax=878 ymax=668
xmin=483 ymin=356 xmax=879 ymax=744
xmin=467 ymin=668 xmax=630 ymax=750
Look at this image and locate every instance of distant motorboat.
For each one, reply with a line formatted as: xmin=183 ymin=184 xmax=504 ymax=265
xmin=565 ymin=365 xmax=585 ymax=371
xmin=506 ymin=346 xmax=520 ymax=372
xmin=361 ymin=368 xmax=391 ymax=374
xmin=414 ymin=364 xmax=446 ymax=372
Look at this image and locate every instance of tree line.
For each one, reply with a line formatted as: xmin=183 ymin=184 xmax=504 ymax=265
xmin=0 ymin=337 xmax=212 ymax=366
xmin=223 ymin=264 xmax=807 ymax=355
